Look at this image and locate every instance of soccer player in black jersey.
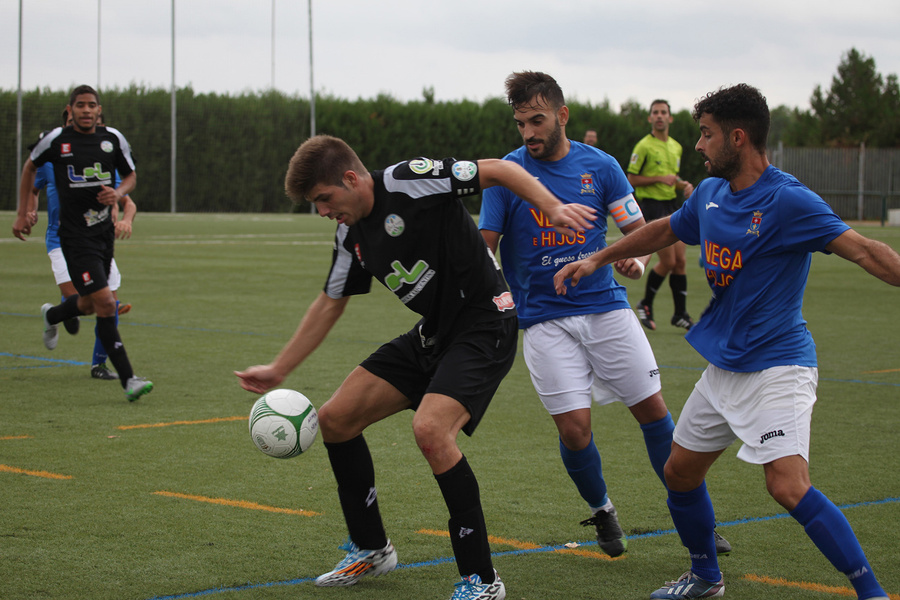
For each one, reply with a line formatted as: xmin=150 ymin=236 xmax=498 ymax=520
xmin=13 ymin=85 xmax=152 ymax=402
xmin=236 ymin=135 xmax=595 ymax=600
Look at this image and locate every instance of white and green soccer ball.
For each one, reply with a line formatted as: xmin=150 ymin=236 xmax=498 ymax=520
xmin=249 ymin=389 xmax=319 ymax=458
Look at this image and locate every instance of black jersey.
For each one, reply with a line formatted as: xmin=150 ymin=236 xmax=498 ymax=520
xmin=29 ymin=125 xmax=136 ymax=245
xmin=324 ymin=158 xmax=516 ymax=350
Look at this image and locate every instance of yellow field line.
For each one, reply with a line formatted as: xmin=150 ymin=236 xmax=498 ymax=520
xmin=0 ymin=464 xmax=73 ymax=480
xmin=416 ymin=528 xmax=622 ymax=561
xmin=0 ymin=435 xmax=32 ymax=440
xmin=743 ymin=574 xmax=899 ymax=599
xmin=153 ymin=491 xmax=320 ymax=517
xmin=862 ymin=368 xmax=900 ymax=374
xmin=118 ymin=416 xmax=245 ymax=430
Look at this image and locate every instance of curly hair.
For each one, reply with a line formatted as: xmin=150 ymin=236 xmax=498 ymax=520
xmin=504 ymin=71 xmax=566 ymax=112
xmin=692 ymin=84 xmax=770 ymax=151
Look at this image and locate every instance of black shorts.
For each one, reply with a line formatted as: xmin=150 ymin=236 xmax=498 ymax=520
xmin=60 ymin=237 xmax=113 ymax=296
xmin=637 ymin=197 xmax=683 ymax=222
xmin=360 ymin=317 xmax=518 ymax=436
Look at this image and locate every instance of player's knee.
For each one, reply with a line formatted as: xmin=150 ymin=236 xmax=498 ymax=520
xmin=317 ymin=402 xmax=360 ymax=442
xmin=766 ymin=476 xmax=809 ymax=511
xmin=663 ymin=459 xmax=703 ymax=492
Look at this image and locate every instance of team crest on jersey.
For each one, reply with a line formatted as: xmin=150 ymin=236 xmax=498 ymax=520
xmin=580 ymin=173 xmax=595 ymax=195
xmin=384 ymin=214 xmax=405 ymax=237
xmin=101 ymin=141 xmax=114 ymax=153
xmin=746 ymin=211 xmax=763 ymax=236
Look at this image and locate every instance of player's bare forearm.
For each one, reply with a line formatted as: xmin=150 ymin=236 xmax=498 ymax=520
xmin=554 ymin=217 xmax=678 ymax=293
xmin=828 ymin=229 xmax=900 ymax=286
xmin=14 ymin=160 xmax=38 ymax=240
xmin=273 ymin=293 xmax=348 ymax=376
xmin=235 ymin=293 xmax=349 ymax=394
xmin=477 ymin=159 xmax=596 ymax=236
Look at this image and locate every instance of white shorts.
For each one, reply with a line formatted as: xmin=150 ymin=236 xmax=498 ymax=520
xmin=673 ymin=364 xmax=817 ymax=464
xmin=523 ymin=309 xmax=662 ymax=416
xmin=48 ymin=247 xmax=122 ymax=291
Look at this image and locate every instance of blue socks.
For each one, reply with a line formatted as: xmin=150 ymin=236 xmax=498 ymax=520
xmin=560 ymin=434 xmax=608 ymax=509
xmin=640 ymin=412 xmax=675 ymax=486
xmin=667 ymin=482 xmax=720 ymax=583
xmin=791 ymin=487 xmax=885 ymax=599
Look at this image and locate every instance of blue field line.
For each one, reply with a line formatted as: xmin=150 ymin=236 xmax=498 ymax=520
xmin=0 ymin=352 xmax=90 ymax=368
xmin=145 ymin=496 xmax=900 ymax=600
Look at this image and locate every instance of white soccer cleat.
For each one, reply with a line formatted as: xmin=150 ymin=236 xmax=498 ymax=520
xmin=450 ymin=570 xmax=506 ymax=600
xmin=315 ymin=538 xmax=398 ymax=587
xmin=41 ymin=303 xmax=59 ymax=350
xmin=125 ymin=376 xmax=153 ymax=402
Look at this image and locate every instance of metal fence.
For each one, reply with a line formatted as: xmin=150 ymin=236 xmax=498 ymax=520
xmin=771 ymin=143 xmax=900 ymax=222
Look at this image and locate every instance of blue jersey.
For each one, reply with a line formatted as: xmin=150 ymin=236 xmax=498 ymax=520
xmin=480 ymin=141 xmax=639 ymax=329
xmin=670 ymin=165 xmax=849 ymax=372
xmin=34 ymin=162 xmax=62 ymax=252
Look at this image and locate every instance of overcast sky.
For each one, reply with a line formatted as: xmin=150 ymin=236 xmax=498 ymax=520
xmin=3 ymin=0 xmax=899 ymax=114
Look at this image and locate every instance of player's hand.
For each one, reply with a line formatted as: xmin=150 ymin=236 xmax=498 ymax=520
xmin=26 ymin=211 xmax=39 ymax=227
xmin=548 ymin=203 xmax=597 ymax=238
xmin=235 ymin=365 xmax=285 ymax=395
xmin=660 ymin=174 xmax=678 ymax=186
xmin=12 ymin=215 xmax=32 ymax=241
xmin=97 ymin=185 xmax=120 ymax=206
xmin=115 ymin=220 xmax=133 ymax=239
xmin=554 ymin=259 xmax=599 ymax=295
xmin=683 ymin=182 xmax=694 ymax=198
xmin=614 ymin=257 xmax=646 ymax=280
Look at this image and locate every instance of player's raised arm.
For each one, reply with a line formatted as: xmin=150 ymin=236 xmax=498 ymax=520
xmin=477 ymin=158 xmax=597 ymax=237
xmin=554 ymin=217 xmax=679 ymax=294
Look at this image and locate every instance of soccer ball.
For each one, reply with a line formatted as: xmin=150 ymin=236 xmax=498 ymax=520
xmin=249 ymin=389 xmax=319 ymax=458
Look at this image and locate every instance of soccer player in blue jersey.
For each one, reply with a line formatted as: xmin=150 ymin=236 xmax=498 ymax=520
xmin=480 ymin=71 xmax=729 ymax=558
xmin=555 ymin=83 xmax=899 ymax=599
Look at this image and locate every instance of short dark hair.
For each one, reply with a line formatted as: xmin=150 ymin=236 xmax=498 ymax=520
xmin=61 ymin=109 xmax=69 ymax=127
xmin=69 ymin=85 xmax=99 ymax=107
xmin=692 ymin=84 xmax=770 ymax=151
xmin=285 ymin=135 xmax=368 ymax=203
xmin=650 ymin=99 xmax=671 ymax=112
xmin=504 ymin=71 xmax=566 ymax=112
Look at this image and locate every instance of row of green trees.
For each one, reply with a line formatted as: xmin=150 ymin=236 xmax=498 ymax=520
xmin=2 ymin=48 xmax=896 ymax=214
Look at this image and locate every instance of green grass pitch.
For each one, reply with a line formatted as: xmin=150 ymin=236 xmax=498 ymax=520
xmin=1 ymin=211 xmax=898 ymax=600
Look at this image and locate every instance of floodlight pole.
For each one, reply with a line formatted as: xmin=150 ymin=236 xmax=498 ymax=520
xmin=97 ymin=0 xmax=101 ymax=88
xmin=16 ymin=0 xmax=23 ymax=185
xmin=170 ymin=0 xmax=177 ymax=213
xmin=308 ymin=0 xmax=316 ymax=213
xmin=271 ymin=0 xmax=276 ymax=89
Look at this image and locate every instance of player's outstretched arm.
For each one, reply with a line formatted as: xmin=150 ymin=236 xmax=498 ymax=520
xmin=235 ymin=292 xmax=351 ymax=395
xmin=826 ymin=229 xmax=900 ymax=286
xmin=554 ymin=217 xmax=679 ymax=294
xmin=477 ymin=158 xmax=597 ymax=237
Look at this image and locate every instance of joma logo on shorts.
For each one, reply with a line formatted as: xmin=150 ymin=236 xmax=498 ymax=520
xmin=648 ymin=368 xmax=660 ymax=378
xmin=760 ymin=429 xmax=785 ymax=444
